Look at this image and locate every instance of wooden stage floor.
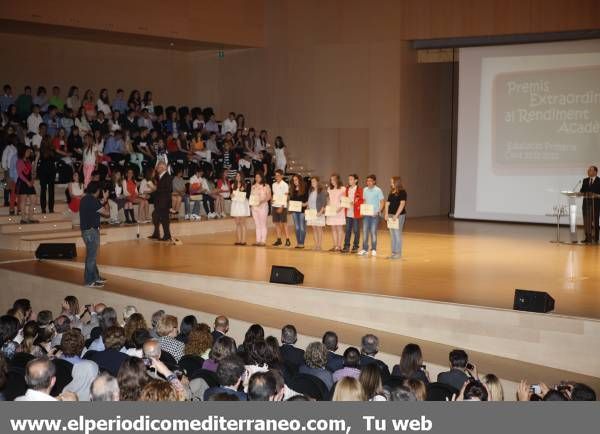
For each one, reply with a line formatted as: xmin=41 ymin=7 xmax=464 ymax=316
xmin=70 ymin=217 xmax=600 ymax=320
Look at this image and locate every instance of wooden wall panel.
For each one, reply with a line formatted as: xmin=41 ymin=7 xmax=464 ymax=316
xmin=401 ymin=0 xmax=600 ymax=40
xmin=0 ymin=0 xmax=265 ymax=47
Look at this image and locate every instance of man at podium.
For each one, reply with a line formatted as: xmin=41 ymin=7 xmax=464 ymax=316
xmin=580 ymin=165 xmax=600 ymax=243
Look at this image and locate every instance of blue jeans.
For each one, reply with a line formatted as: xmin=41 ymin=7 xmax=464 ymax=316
xmin=82 ymin=228 xmax=100 ymax=285
xmin=388 ymin=214 xmax=406 ymax=256
xmin=344 ymin=217 xmax=360 ymax=250
xmin=291 ymin=212 xmax=306 ymax=245
xmin=362 ymin=215 xmax=379 ymax=251
xmin=184 ymin=195 xmax=201 ymax=215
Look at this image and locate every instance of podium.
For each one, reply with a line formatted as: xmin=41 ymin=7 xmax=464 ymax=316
xmin=560 ymin=191 xmax=600 ymax=243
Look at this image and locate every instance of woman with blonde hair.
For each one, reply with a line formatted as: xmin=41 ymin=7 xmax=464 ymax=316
xmin=332 ymin=377 xmax=366 ymax=401
xmin=384 ymin=176 xmax=407 ymax=259
xmin=482 ymin=373 xmax=504 ymax=401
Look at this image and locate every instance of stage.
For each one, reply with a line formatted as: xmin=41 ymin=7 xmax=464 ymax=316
xmin=72 ymin=216 xmax=600 ymax=320
xmin=1 ymin=216 xmax=599 ymax=389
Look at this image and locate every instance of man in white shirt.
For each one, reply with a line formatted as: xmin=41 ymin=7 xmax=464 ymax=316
xmin=271 ymin=169 xmax=291 ymax=246
xmin=15 ymin=358 xmax=58 ymax=401
xmin=188 ymin=169 xmax=212 ymax=219
xmin=27 ymin=104 xmax=43 ymax=134
xmin=31 ymin=123 xmax=47 ymax=149
xmin=221 ymin=112 xmax=237 ymax=136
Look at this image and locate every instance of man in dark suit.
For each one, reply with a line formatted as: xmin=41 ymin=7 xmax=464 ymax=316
xmin=279 ymin=325 xmax=305 ymax=370
xmin=149 ymin=161 xmax=172 ymax=241
xmin=437 ymin=349 xmax=473 ymax=392
xmin=359 ymin=334 xmax=390 ymax=381
xmin=212 ymin=315 xmax=229 ymax=343
xmin=203 ymin=355 xmax=247 ymax=401
xmin=322 ymin=331 xmax=344 ymax=373
xmin=580 ymin=165 xmax=600 ymax=243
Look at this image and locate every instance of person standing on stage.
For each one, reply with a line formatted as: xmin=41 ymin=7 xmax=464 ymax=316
xmin=250 ymin=171 xmax=271 ymax=246
xmin=385 ymin=177 xmax=407 ymax=259
xmin=326 ymin=174 xmax=346 ymax=252
xmin=149 ymin=161 xmax=173 ymax=241
xmin=271 ymin=169 xmax=291 ymax=247
xmin=358 ymin=174 xmax=385 ymax=257
xmin=79 ymin=181 xmax=109 ymax=288
xmin=230 ymin=171 xmax=251 ymax=245
xmin=342 ymin=174 xmax=363 ymax=254
xmin=580 ymin=165 xmax=600 ymax=244
xmin=289 ymin=174 xmax=309 ymax=249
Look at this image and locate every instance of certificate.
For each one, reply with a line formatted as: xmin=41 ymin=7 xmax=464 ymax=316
xmin=189 ymin=194 xmax=202 ymax=201
xmin=360 ymin=203 xmax=375 ymax=216
xmin=232 ymin=190 xmax=247 ymax=202
xmin=304 ymin=209 xmax=317 ymax=220
xmin=340 ymin=196 xmax=353 ymax=209
xmin=249 ymin=195 xmax=260 ymax=207
xmin=273 ymin=194 xmax=287 ymax=207
xmin=288 ymin=200 xmax=302 ymax=212
xmin=325 ymin=205 xmax=338 ymax=217
xmin=387 ymin=218 xmax=399 ymax=229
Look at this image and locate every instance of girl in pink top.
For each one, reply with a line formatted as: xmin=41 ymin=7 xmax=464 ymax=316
xmin=326 ymin=174 xmax=346 ymax=251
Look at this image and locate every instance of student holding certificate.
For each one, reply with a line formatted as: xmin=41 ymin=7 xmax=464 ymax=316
xmin=384 ymin=177 xmax=407 ymax=259
xmin=289 ymin=174 xmax=309 ymax=248
xmin=306 ymin=176 xmax=328 ymax=250
xmin=358 ymin=174 xmax=385 ymax=257
xmin=250 ymin=171 xmax=271 ymax=246
xmin=326 ymin=174 xmax=346 ymax=252
xmin=231 ymin=171 xmax=251 ymax=246
xmin=342 ymin=174 xmax=363 ymax=254
xmin=271 ymin=169 xmax=291 ymax=247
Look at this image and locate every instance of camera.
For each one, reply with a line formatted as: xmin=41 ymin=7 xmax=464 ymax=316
xmin=530 ymin=384 xmax=542 ymax=395
xmin=466 ymin=363 xmax=474 ymax=371
xmin=142 ymin=358 xmax=153 ymax=368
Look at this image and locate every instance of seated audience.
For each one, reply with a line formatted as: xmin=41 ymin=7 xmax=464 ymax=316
xmin=323 ymin=331 xmax=344 ymax=373
xmin=391 ymin=343 xmax=429 ymax=384
xmin=90 ymin=373 xmax=120 ymax=401
xmin=203 ymin=355 xmax=247 ymax=401
xmin=332 ymin=377 xmax=365 ymax=401
xmin=279 ymin=324 xmax=304 ymax=371
xmin=332 ymin=347 xmax=361 ymax=383
xmin=437 ymin=349 xmax=472 ymax=392
xmin=15 ymin=357 xmax=57 ymax=401
xmin=156 ymin=315 xmax=185 ymax=362
xmin=86 ymin=326 xmax=129 ymax=376
xmin=212 ymin=315 xmax=230 ymax=342
xmin=299 ymin=342 xmax=333 ymax=391
xmin=359 ymin=334 xmax=390 ymax=380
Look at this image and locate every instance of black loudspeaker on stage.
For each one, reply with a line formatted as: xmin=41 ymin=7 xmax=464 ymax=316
xmin=35 ymin=243 xmax=77 ymax=260
xmin=270 ymin=266 xmax=304 ymax=285
xmin=513 ymin=289 xmax=555 ymax=313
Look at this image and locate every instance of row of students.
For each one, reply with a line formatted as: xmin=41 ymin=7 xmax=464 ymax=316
xmin=230 ymin=170 xmax=407 ymax=258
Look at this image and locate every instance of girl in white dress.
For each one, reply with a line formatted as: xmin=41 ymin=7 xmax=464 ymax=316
xmin=230 ymin=171 xmax=250 ymax=245
xmin=274 ymin=136 xmax=287 ymax=173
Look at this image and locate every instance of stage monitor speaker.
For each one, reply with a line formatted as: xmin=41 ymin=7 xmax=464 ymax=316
xmin=35 ymin=243 xmax=77 ymax=260
xmin=513 ymin=289 xmax=554 ymax=313
xmin=270 ymin=266 xmax=304 ymax=285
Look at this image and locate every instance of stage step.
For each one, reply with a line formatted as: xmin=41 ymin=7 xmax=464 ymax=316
xmin=0 ymin=220 xmax=73 ymax=234
xmin=0 ymin=203 xmax=69 ymax=216
xmin=0 ymin=212 xmax=70 ymax=225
